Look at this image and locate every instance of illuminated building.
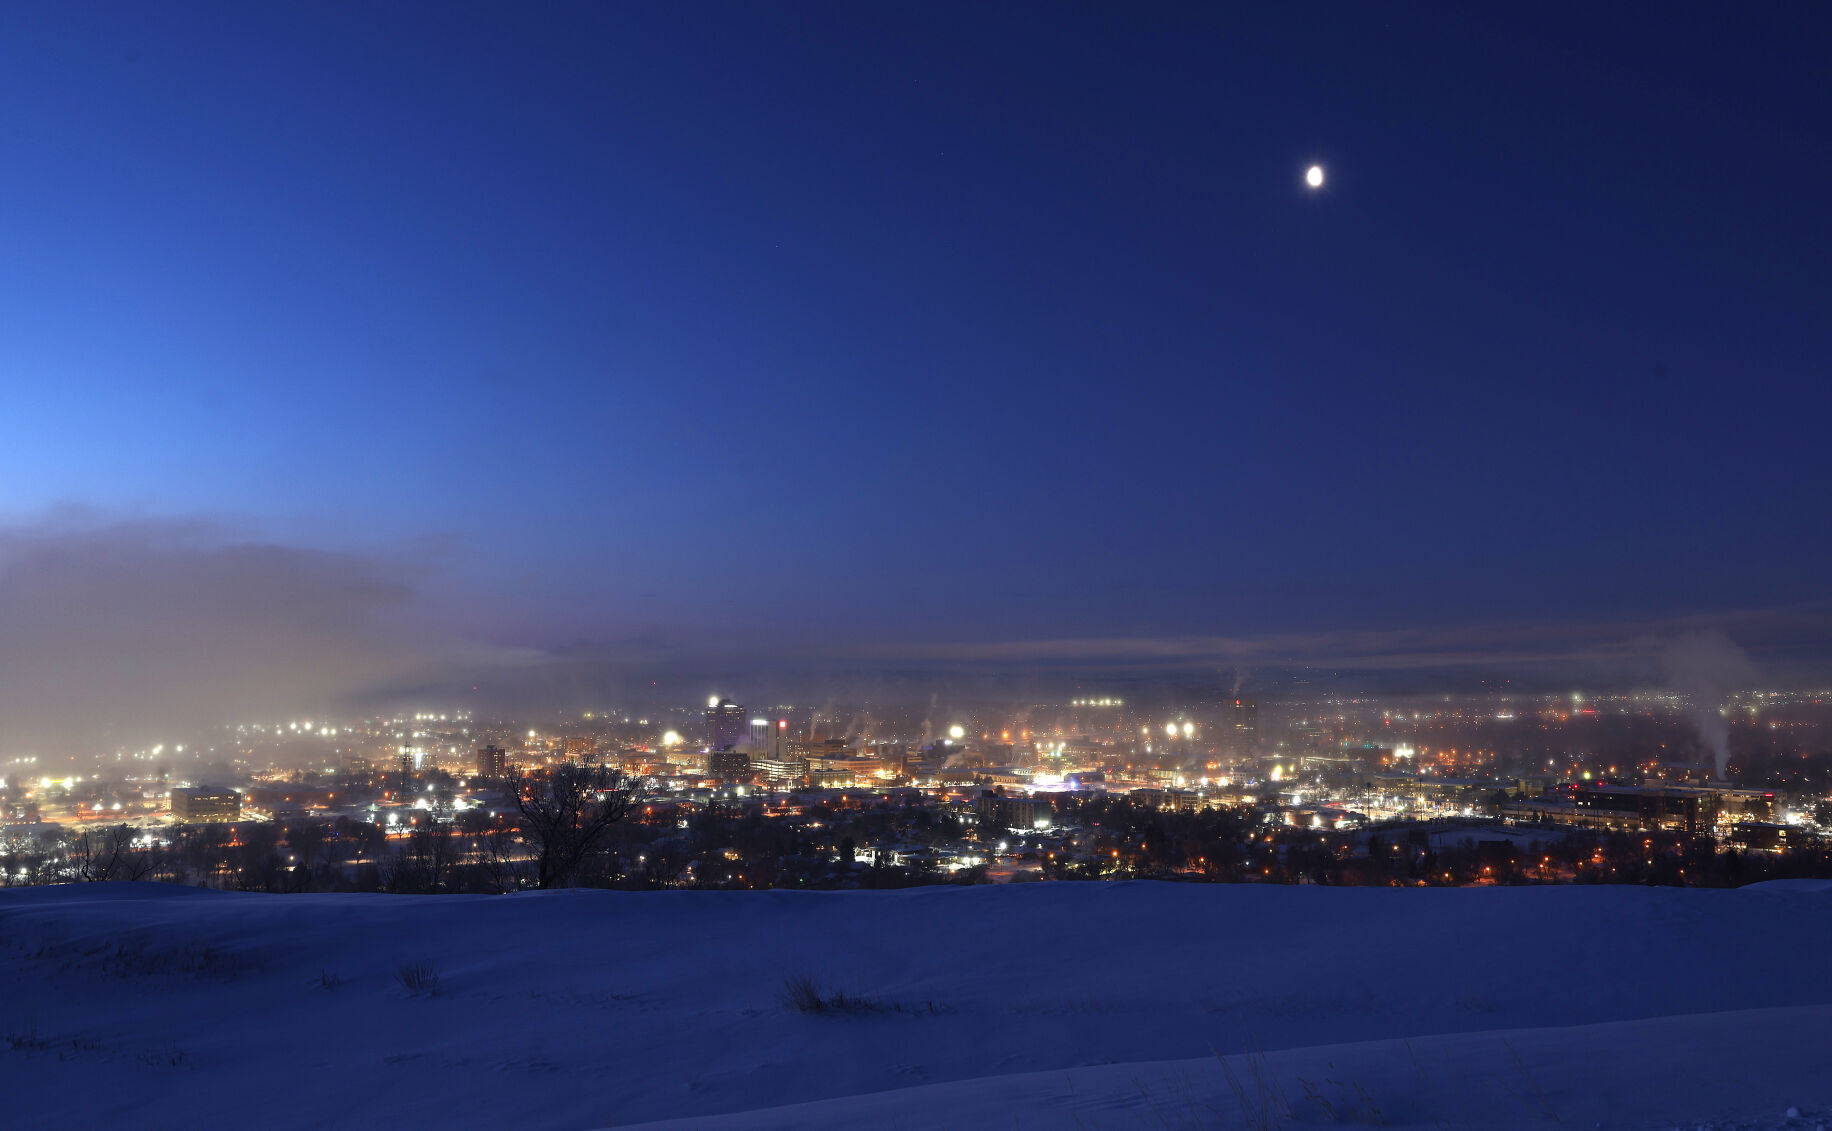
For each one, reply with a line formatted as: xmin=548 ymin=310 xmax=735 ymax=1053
xmin=709 ymin=748 xmax=751 ymax=780
xmin=866 ymin=742 xmax=923 ymax=777
xmin=476 ymin=744 xmax=507 ymax=777
xmin=705 ymin=698 xmax=748 ymax=751
xmin=1226 ymin=698 xmax=1259 ymax=750
xmin=170 ymin=786 xmax=241 ymax=823
xmin=748 ymin=717 xmax=773 ymax=748
xmin=975 ymin=791 xmax=1053 ymax=831
xmin=1728 ymin=822 xmax=1797 ymax=852
xmin=1571 ymin=784 xmax=1771 ymax=834
xmin=750 ymin=754 xmax=809 ymax=786
xmin=1503 ymin=784 xmax=1776 ymax=834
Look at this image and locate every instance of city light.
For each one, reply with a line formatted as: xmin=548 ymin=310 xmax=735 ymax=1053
xmin=0 ymin=689 xmax=1818 ymax=897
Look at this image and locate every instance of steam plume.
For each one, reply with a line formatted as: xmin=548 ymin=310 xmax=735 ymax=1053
xmin=1657 ymin=630 xmax=1757 ymax=779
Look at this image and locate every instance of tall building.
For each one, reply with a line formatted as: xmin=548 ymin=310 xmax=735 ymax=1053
xmin=476 ymin=744 xmax=507 ymax=777
xmin=1226 ymin=698 xmax=1259 ymax=750
xmin=748 ymin=716 xmax=773 ymax=748
xmin=705 ymin=698 xmax=748 ymax=751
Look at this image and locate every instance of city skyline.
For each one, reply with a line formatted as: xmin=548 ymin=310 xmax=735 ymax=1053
xmin=4 ymin=7 xmax=1832 ymax=1125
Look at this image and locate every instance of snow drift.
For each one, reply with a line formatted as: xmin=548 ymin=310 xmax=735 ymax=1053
xmin=2 ymin=881 xmax=1829 ymax=1129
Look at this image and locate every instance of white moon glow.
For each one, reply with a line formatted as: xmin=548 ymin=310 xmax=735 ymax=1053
xmin=1305 ymin=165 xmax=1325 ymax=188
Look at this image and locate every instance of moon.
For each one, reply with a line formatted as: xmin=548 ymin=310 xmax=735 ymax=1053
xmin=1305 ymin=165 xmax=1325 ymax=189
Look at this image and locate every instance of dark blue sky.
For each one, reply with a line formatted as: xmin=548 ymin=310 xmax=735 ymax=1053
xmin=2 ymin=3 xmax=1828 ymax=685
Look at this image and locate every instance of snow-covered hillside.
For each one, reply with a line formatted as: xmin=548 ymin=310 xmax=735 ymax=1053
xmin=2 ymin=881 xmax=1829 ymax=1129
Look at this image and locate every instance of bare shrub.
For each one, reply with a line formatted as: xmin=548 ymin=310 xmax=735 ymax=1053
xmin=782 ymin=972 xmax=824 ymax=1012
xmin=69 ymin=934 xmax=250 ymax=981
xmin=394 ymin=960 xmax=443 ymax=996
xmin=781 ymin=972 xmax=883 ymax=1014
xmin=1500 ymin=1039 xmax=1558 ymax=1123
xmin=1215 ymin=1042 xmax=1291 ymax=1131
xmin=4 ymin=1018 xmax=47 ymax=1051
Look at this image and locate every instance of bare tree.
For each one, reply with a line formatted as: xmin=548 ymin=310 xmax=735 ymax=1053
xmin=72 ymin=824 xmax=161 ymax=882
xmin=71 ymin=828 xmax=111 ymax=881
xmin=462 ymin=810 xmax=527 ymax=893
xmin=506 ymin=764 xmax=636 ymax=889
xmin=389 ymin=820 xmax=461 ymax=892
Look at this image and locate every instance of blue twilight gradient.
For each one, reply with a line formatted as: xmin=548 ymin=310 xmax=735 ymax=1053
xmin=1 ymin=3 xmax=1827 ymax=655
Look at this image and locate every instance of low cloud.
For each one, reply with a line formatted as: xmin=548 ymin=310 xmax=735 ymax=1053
xmin=0 ymin=512 xmax=467 ymax=754
xmin=0 ymin=510 xmax=1816 ymax=758
xmin=844 ymin=605 xmax=1827 ymax=689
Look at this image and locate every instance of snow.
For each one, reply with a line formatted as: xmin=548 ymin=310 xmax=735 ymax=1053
xmin=621 ymin=1007 xmax=1832 ymax=1129
xmin=3 ymin=880 xmax=1830 ymax=1129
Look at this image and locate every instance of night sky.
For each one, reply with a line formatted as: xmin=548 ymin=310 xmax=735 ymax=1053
xmin=2 ymin=3 xmax=1828 ymax=718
